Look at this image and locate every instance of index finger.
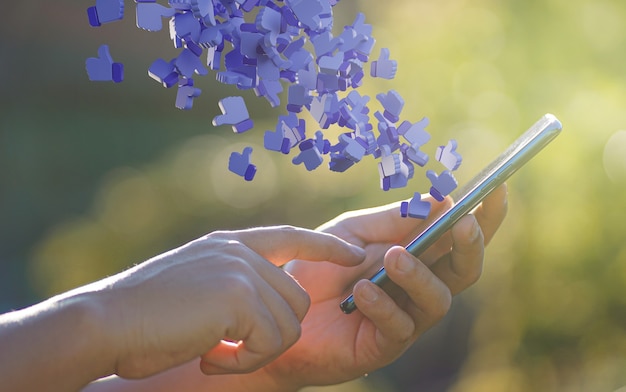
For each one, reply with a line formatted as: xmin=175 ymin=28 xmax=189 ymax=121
xmin=224 ymin=225 xmax=366 ymax=267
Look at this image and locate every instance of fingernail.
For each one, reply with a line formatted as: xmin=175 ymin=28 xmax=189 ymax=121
xmin=395 ymin=251 xmax=415 ymax=273
xmin=469 ymin=218 xmax=481 ymax=242
xmin=359 ymin=282 xmax=379 ymax=302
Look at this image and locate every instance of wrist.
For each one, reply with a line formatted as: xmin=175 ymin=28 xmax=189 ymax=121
xmin=53 ymin=290 xmax=119 ymax=381
xmin=56 ymin=274 xmax=132 ymax=379
xmin=0 ymin=290 xmax=118 ymax=391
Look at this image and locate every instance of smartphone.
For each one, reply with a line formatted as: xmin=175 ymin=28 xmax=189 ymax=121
xmin=340 ymin=113 xmax=563 ymax=314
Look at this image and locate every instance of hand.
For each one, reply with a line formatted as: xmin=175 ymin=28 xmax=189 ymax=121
xmin=93 ymin=226 xmax=365 ymax=380
xmin=257 ymin=184 xmax=508 ymax=388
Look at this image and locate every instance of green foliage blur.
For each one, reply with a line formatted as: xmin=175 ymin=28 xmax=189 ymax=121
xmin=2 ymin=0 xmax=626 ymax=390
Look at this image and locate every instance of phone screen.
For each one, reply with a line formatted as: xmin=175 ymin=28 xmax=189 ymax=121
xmin=340 ymin=113 xmax=563 ymax=314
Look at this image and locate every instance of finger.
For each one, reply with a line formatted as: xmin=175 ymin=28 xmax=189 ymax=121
xmin=429 ymin=214 xmax=484 ymax=295
xmin=237 ymin=248 xmax=312 ymax=321
xmin=352 ymin=279 xmax=414 ymax=359
xmin=200 ymin=329 xmax=289 ymax=375
xmin=227 ymin=226 xmax=366 ymax=267
xmin=417 ymin=230 xmax=454 ymax=267
xmin=410 ymin=184 xmax=508 ymax=265
xmin=355 ymin=246 xmax=451 ymax=347
xmin=200 ymin=328 xmax=284 ymax=375
xmin=200 ymin=277 xmax=301 ymax=374
xmin=472 ymin=183 xmax=508 ymax=245
xmin=320 ymin=195 xmax=453 ymax=247
xmin=384 ymin=247 xmax=452 ymax=329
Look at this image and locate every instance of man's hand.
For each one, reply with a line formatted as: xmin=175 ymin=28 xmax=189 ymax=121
xmin=103 ymin=226 xmax=366 ymax=379
xmin=0 ymin=226 xmax=365 ymax=392
xmin=81 ymin=185 xmax=507 ymax=392
xmin=261 ymin=184 xmax=508 ymax=388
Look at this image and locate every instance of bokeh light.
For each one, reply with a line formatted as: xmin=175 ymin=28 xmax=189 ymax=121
xmin=3 ymin=0 xmax=626 ymax=390
xmin=604 ymin=130 xmax=626 ymax=184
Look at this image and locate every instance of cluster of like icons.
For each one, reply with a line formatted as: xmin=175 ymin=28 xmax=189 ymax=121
xmin=85 ymin=0 xmax=463 ymax=219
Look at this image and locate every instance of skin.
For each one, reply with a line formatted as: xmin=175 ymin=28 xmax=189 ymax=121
xmin=0 ymin=227 xmax=366 ymax=392
xmin=83 ymin=183 xmax=507 ymax=392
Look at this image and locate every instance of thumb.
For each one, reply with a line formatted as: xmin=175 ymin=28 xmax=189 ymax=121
xmin=379 ymin=47 xmax=390 ymax=60
xmin=97 ymin=44 xmax=112 ymax=61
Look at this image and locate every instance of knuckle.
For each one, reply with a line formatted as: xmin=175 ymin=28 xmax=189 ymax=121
xmin=450 ymin=258 xmax=483 ymax=290
xmin=276 ymin=224 xmax=298 ymax=232
xmin=394 ymin=323 xmax=414 ymax=343
xmin=283 ymin=322 xmax=302 ymax=347
xmin=430 ymin=288 xmax=452 ymax=321
xmin=291 ymin=286 xmax=311 ymax=314
xmin=378 ymin=304 xmax=398 ymax=326
xmin=221 ymin=271 xmax=257 ymax=297
xmin=201 ymin=230 xmax=231 ymax=243
xmin=264 ymin=331 xmax=285 ymax=353
xmin=217 ymin=240 xmax=251 ymax=260
xmin=193 ymin=231 xmax=245 ymax=255
xmin=275 ymin=225 xmax=302 ymax=240
xmin=115 ymin=357 xmax=154 ymax=380
xmin=465 ymin=265 xmax=483 ymax=286
xmin=362 ymin=290 xmax=396 ymax=322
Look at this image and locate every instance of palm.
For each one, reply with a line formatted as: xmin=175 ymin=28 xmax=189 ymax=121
xmin=263 ymin=186 xmax=507 ymax=388
xmin=267 ymin=201 xmax=451 ymax=386
xmin=267 ymin=267 xmax=388 ymax=385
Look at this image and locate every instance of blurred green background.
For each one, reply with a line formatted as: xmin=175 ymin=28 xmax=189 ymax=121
xmin=2 ymin=0 xmax=626 ymax=390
